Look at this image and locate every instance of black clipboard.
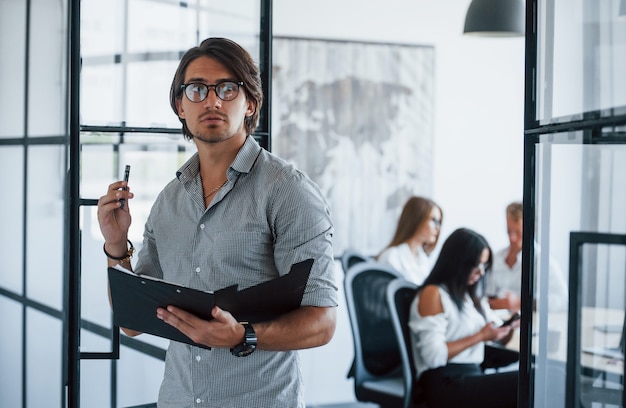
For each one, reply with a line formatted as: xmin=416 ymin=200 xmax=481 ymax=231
xmin=108 ymin=258 xmax=313 ymax=348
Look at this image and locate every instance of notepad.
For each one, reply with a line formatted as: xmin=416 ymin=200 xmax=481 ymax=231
xmin=108 ymin=259 xmax=313 ymax=348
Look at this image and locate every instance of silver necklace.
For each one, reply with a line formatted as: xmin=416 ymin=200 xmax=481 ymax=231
xmin=204 ymin=179 xmax=228 ymax=198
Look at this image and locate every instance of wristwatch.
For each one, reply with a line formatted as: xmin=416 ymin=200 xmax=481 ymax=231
xmin=231 ymin=323 xmax=257 ymax=357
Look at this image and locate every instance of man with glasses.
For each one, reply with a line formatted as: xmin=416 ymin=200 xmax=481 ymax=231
xmin=97 ymin=37 xmax=337 ymax=407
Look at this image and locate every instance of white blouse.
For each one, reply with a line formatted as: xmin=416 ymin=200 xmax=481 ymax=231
xmin=408 ymin=285 xmax=502 ymax=379
xmin=378 ymin=243 xmax=430 ymax=285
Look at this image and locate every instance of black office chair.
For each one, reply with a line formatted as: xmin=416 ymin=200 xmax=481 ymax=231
xmin=340 ymin=249 xmax=371 ymax=275
xmin=344 ymin=262 xmax=405 ymax=407
xmin=386 ymin=278 xmax=428 ymax=408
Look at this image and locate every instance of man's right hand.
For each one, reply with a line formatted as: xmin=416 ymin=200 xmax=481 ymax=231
xmin=97 ymin=180 xmax=133 ymax=254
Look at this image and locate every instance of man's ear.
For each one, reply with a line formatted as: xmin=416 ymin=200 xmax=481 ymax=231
xmin=176 ymin=98 xmax=185 ymax=119
xmin=246 ymin=100 xmax=255 ymax=117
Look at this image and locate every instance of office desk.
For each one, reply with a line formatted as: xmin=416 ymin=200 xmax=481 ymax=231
xmin=501 ymin=307 xmax=624 ymax=407
xmin=507 ymin=307 xmax=624 ymax=376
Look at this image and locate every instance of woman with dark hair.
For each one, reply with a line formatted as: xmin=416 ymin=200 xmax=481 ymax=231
xmin=409 ymin=228 xmax=518 ymax=408
xmin=376 ymin=196 xmax=442 ymax=284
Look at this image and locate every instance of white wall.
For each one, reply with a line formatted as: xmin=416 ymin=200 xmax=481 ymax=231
xmin=274 ymin=0 xmax=525 ymax=253
xmin=273 ymin=1 xmax=525 ymax=404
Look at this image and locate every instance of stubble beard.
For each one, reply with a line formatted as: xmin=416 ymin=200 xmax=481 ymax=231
xmin=191 ymin=116 xmax=246 ymax=145
xmin=194 ymin=126 xmax=233 ymax=145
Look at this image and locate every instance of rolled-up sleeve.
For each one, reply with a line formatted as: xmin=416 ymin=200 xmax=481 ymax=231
xmin=269 ymin=170 xmax=337 ymax=308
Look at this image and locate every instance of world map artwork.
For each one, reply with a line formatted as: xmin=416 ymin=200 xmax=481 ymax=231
xmin=271 ymin=37 xmax=435 ymax=256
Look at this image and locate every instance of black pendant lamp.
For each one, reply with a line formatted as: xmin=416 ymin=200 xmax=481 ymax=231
xmin=463 ymin=0 xmax=525 ymax=37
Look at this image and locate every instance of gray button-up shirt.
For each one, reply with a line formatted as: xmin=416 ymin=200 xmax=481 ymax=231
xmin=134 ymin=136 xmax=338 ymax=407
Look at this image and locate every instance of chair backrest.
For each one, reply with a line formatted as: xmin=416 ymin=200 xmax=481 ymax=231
xmin=340 ymin=249 xmax=370 ymax=275
xmin=386 ymin=278 xmax=420 ymax=408
xmin=344 ymin=262 xmax=405 ymax=387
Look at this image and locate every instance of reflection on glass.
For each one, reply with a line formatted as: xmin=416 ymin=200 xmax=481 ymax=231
xmin=80 ymin=336 xmax=112 ymax=405
xmin=27 ymin=0 xmax=67 ymax=137
xmin=0 ymin=1 xmax=26 ymax=138
xmin=26 ymin=146 xmax=65 ymax=311
xmin=576 ymin=242 xmax=625 ymax=407
xmin=0 ymin=147 xmax=24 ymax=293
xmin=80 ymin=0 xmax=261 ymax=129
xmin=0 ymin=298 xmax=23 ymax=407
xmin=537 ymin=0 xmax=626 ymax=122
xmin=27 ymin=310 xmax=62 ymax=407
xmin=532 ymin=131 xmax=626 ymax=407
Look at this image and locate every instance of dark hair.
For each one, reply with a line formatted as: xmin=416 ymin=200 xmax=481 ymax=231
xmin=420 ymin=228 xmax=492 ymax=314
xmin=380 ymin=196 xmax=442 ymax=256
xmin=169 ymin=37 xmax=263 ymax=140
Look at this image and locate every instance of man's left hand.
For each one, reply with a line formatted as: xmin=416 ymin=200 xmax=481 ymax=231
xmin=157 ymin=305 xmax=244 ymax=348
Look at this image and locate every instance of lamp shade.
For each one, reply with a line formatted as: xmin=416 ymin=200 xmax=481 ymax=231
xmin=463 ymin=0 xmax=525 ymax=37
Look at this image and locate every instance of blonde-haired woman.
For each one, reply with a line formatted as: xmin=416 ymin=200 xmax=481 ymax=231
xmin=377 ymin=196 xmax=442 ymax=285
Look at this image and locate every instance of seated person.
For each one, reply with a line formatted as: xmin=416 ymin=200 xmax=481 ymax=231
xmin=486 ymin=201 xmax=568 ymax=312
xmin=376 ymin=196 xmax=442 ymax=285
xmin=409 ymin=228 xmax=519 ymax=408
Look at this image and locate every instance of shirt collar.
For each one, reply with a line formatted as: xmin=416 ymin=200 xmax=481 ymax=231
xmin=175 ymin=135 xmax=262 ymax=182
xmin=231 ymin=135 xmax=262 ymax=174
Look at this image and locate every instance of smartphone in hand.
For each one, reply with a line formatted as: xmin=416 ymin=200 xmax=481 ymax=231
xmin=500 ymin=311 xmax=521 ymax=327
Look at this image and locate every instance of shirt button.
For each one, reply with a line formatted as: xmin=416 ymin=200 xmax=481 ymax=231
xmin=195 ymin=267 xmax=201 ymax=273
xmin=196 ymin=398 xmax=202 ymax=403
xmin=196 ymin=355 xmax=201 ymax=362
xmin=200 ymin=224 xmax=205 ymax=229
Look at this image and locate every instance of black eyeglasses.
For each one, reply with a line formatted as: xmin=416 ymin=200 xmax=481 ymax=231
xmin=180 ymin=81 xmax=244 ymax=102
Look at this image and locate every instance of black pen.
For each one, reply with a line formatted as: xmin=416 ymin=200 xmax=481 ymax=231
xmin=120 ymin=165 xmax=131 ymax=209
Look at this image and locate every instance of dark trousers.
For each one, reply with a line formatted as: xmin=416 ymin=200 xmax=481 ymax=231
xmin=419 ymin=363 xmax=518 ymax=408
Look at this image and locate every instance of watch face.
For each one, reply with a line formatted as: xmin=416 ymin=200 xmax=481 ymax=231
xmin=232 ymin=343 xmax=256 ymax=357
xmin=235 ymin=343 xmax=256 ymax=357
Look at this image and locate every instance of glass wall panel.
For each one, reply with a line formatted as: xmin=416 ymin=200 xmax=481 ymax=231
xmin=537 ymin=0 xmax=626 ymax=122
xmin=80 ymin=0 xmax=125 ymax=57
xmin=0 ymin=0 xmax=26 ymax=138
xmin=125 ymin=60 xmax=183 ymax=128
xmin=126 ymin=0 xmax=200 ymax=53
xmin=2 ymin=0 xmax=267 ymax=407
xmin=117 ymin=346 xmax=166 ymax=408
xmin=531 ymin=130 xmax=626 ymax=407
xmin=193 ymin=0 xmax=261 ymax=46
xmin=80 ymin=202 xmax=114 ymax=347
xmin=80 ymin=333 xmax=112 ymax=408
xmin=27 ymin=309 xmax=62 ymax=408
xmin=27 ymin=0 xmax=67 ymax=137
xmin=575 ymin=242 xmax=625 ymax=406
xmin=80 ymin=0 xmax=261 ymax=128
xmin=26 ymin=146 xmax=65 ymax=310
xmin=0 ymin=147 xmax=24 ymax=293
xmin=0 ymin=297 xmax=23 ymax=407
xmin=80 ymin=63 xmax=125 ymax=127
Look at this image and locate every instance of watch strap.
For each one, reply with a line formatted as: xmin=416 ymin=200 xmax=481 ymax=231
xmin=231 ymin=323 xmax=257 ymax=357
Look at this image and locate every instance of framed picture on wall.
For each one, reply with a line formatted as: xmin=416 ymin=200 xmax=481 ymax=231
xmin=271 ymin=36 xmax=435 ymax=255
